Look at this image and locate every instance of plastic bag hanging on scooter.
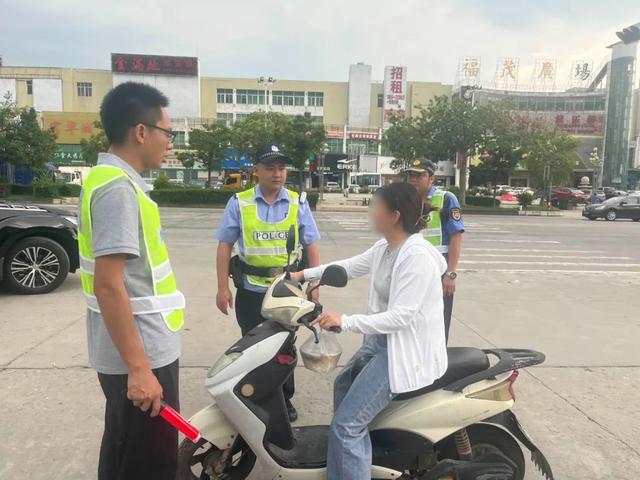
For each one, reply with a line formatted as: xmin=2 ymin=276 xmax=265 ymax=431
xmin=300 ymin=328 xmax=342 ymax=373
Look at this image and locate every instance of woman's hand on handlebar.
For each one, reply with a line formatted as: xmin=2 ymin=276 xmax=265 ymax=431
xmin=312 ymin=311 xmax=342 ymax=331
xmin=290 ymin=271 xmax=305 ymax=283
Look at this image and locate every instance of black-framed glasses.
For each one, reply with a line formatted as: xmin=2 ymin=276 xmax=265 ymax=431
xmin=140 ymin=123 xmax=176 ymax=143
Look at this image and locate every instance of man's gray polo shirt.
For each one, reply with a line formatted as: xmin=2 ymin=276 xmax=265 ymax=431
xmin=79 ymin=153 xmax=180 ymax=374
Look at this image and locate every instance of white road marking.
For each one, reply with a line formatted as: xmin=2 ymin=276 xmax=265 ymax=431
xmin=460 ymin=260 xmax=640 ymax=267
xmin=459 ymin=268 xmax=640 ymax=276
xmin=471 ymin=239 xmax=561 ymax=244
xmin=465 ymin=248 xmax=605 ymax=253
xmin=463 ymin=254 xmax=632 ymax=260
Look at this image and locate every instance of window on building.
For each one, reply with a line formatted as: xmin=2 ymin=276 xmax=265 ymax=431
xmin=377 ymin=94 xmax=384 ymax=108
xmin=554 ymin=98 xmax=566 ymax=111
xmin=236 ymin=89 xmax=265 ymax=105
xmin=26 ymin=80 xmax=33 ymax=95
xmin=272 ymin=90 xmax=305 ymax=106
xmin=77 ymin=82 xmax=92 ymax=97
xmin=173 ymin=131 xmax=186 ymax=149
xmin=235 ymin=113 xmax=250 ymax=122
xmin=594 ymin=96 xmax=606 ymax=111
xmin=311 ymin=116 xmax=324 ymax=126
xmin=217 ymin=112 xmax=234 ymax=124
xmin=326 ymin=137 xmax=343 ymax=153
xmin=584 ymin=97 xmax=596 ymax=111
xmin=308 ymin=91 xmax=324 ymax=107
xmin=217 ymin=88 xmax=233 ymax=104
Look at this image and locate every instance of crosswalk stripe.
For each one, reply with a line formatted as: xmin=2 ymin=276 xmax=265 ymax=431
xmin=460 ymin=260 xmax=640 ymax=267
xmin=459 ymin=268 xmax=640 ymax=275
xmin=463 ymin=254 xmax=632 ymax=260
xmin=471 ymin=239 xmax=561 ymax=244
xmin=465 ymin=248 xmax=605 ymax=253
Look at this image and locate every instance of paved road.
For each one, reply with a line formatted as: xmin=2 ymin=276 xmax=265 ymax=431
xmin=1 ymin=208 xmax=639 ymax=479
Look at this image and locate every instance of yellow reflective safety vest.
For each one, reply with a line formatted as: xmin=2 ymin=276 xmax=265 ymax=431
xmin=424 ymin=189 xmax=448 ymax=254
xmin=78 ymin=165 xmax=185 ymax=332
xmin=237 ymin=188 xmax=300 ymax=288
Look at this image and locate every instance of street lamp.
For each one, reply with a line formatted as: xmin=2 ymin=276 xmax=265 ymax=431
xmin=319 ymin=142 xmax=329 ymax=202
xmin=589 ymin=147 xmax=603 ymax=193
xmin=257 ymin=76 xmax=276 ymax=111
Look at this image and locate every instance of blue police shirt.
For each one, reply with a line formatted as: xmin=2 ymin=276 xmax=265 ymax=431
xmin=428 ymin=186 xmax=464 ymax=256
xmin=216 ymin=185 xmax=321 ymax=292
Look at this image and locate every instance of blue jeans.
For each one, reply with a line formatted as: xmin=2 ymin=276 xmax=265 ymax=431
xmin=327 ymin=335 xmax=392 ymax=480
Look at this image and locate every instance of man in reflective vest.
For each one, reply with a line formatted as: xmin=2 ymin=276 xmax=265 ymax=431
xmin=78 ymin=82 xmax=184 ymax=480
xmin=406 ymin=159 xmax=464 ymax=343
xmin=216 ymin=144 xmax=321 ymax=422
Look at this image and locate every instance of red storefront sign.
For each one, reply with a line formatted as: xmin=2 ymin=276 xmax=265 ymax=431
xmin=111 ymin=53 xmax=198 ymax=76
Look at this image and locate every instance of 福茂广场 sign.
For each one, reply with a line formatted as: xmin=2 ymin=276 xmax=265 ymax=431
xmin=111 ymin=53 xmax=198 ymax=76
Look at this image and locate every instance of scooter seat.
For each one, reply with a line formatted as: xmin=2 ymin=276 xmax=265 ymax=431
xmin=394 ymin=347 xmax=490 ymax=401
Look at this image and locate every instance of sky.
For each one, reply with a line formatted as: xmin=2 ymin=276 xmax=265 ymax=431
xmin=1 ymin=0 xmax=638 ymax=88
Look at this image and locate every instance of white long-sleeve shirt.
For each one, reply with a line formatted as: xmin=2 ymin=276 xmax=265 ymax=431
xmin=304 ymin=233 xmax=448 ymax=393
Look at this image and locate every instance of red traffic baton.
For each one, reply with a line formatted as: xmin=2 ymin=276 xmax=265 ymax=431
xmin=159 ymin=400 xmax=201 ymax=443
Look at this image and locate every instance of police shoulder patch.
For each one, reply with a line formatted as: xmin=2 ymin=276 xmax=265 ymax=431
xmin=299 ymin=191 xmax=307 ymax=204
xmin=451 ymin=208 xmax=462 ymax=221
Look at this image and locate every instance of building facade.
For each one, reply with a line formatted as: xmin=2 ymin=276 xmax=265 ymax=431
xmin=0 ymin=56 xmax=451 ymax=185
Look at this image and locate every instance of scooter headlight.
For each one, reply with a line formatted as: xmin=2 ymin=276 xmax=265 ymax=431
xmin=207 ymin=352 xmax=243 ymax=378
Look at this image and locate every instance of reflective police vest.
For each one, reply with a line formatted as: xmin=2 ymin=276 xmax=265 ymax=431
xmin=78 ymin=165 xmax=185 ymax=332
xmin=424 ymin=190 xmax=448 ymax=254
xmin=237 ymin=188 xmax=300 ymax=288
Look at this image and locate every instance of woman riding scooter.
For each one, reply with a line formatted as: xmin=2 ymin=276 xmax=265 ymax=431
xmin=291 ymin=182 xmax=448 ymax=480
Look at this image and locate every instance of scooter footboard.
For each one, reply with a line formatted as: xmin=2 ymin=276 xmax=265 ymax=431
xmin=188 ymin=403 xmax=238 ymax=449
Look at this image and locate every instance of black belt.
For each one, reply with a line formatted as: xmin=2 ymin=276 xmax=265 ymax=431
xmin=241 ymin=261 xmax=297 ymax=278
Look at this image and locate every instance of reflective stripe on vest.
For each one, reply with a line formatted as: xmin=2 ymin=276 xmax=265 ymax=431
xmin=238 ymin=188 xmax=300 ymax=288
xmin=424 ymin=190 xmax=446 ymax=251
xmin=78 ymin=165 xmax=184 ymax=332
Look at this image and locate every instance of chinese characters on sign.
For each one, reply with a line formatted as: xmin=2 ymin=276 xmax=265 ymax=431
xmin=349 ymin=132 xmax=379 ymax=140
xmin=383 ymin=65 xmax=407 ymax=130
xmin=458 ymin=57 xmax=481 ymax=86
xmin=554 ymin=112 xmax=604 ymax=135
xmin=110 ymin=53 xmax=198 ymax=76
xmin=43 ymin=112 xmax=100 ymax=144
xmin=494 ymin=58 xmax=519 ymax=89
xmin=532 ymin=58 xmax=557 ymax=91
xmin=569 ymin=60 xmax=593 ymax=87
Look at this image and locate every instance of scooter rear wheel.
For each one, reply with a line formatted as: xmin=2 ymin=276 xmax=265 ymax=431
xmin=177 ymin=437 xmax=256 ymax=479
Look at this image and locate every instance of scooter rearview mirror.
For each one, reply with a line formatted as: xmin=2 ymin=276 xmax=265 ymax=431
xmin=320 ymin=265 xmax=348 ymax=288
xmin=286 ymin=224 xmax=296 ymax=254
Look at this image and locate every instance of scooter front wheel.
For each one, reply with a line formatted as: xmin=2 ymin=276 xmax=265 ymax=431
xmin=177 ymin=437 xmax=256 ymax=479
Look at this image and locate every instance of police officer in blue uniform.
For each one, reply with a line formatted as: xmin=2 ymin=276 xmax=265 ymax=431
xmin=406 ymin=159 xmax=464 ymax=343
xmin=215 ymin=144 xmax=321 ymax=422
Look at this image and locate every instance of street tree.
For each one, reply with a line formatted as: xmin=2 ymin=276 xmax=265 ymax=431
xmin=0 ymin=94 xmax=57 ymax=176
xmin=230 ymin=111 xmax=292 ymax=160
xmin=177 ymin=121 xmax=232 ymax=186
xmin=382 ymin=115 xmax=424 ymax=171
xmin=287 ymin=113 xmax=326 ymax=191
xmin=520 ymin=121 xmax=578 ymax=190
xmin=79 ymin=121 xmax=108 ymax=166
xmin=414 ymin=96 xmax=490 ymax=205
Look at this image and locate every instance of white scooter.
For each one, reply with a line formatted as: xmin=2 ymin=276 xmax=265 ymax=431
xmin=176 ymin=229 xmax=554 ymax=480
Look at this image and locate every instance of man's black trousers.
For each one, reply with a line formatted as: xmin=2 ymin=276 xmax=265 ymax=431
xmin=235 ymin=287 xmax=295 ymax=400
xmin=97 ymin=359 xmax=179 ymax=480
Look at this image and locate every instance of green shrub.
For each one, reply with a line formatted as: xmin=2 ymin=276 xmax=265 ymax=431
xmin=33 ymin=178 xmax=58 ymax=198
xmin=465 ymin=195 xmax=501 ymax=207
xmin=150 ymin=188 xmax=235 ymax=205
xmin=306 ymin=192 xmax=319 ymax=210
xmin=517 ymin=192 xmax=534 ymax=209
xmin=58 ymin=183 xmax=81 ymax=197
xmin=10 ymin=184 xmax=34 ymax=195
xmin=0 ymin=176 xmax=9 ymax=184
xmin=153 ymin=174 xmax=173 ymax=190
xmin=445 ymin=186 xmax=461 ymax=198
xmin=150 ymin=188 xmax=321 ymax=210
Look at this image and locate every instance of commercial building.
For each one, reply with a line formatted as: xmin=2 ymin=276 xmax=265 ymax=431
xmin=0 ymin=56 xmax=451 ymax=185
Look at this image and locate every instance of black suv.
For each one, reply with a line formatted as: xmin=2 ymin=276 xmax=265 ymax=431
xmin=0 ymin=202 xmax=79 ymax=294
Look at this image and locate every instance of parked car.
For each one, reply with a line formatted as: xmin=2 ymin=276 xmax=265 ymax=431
xmin=551 ymin=187 xmax=590 ymax=204
xmin=582 ymin=195 xmax=640 ymax=221
xmin=603 ymin=187 xmax=627 ymax=199
xmin=0 ymin=202 xmax=79 ymax=294
xmin=348 ymin=184 xmax=360 ymax=194
xmin=324 ymin=181 xmax=341 ymax=192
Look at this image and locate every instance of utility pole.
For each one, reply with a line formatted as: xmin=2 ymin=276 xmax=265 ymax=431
xmin=257 ymin=76 xmax=276 ymax=112
xmin=319 ymin=142 xmax=329 ymax=202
